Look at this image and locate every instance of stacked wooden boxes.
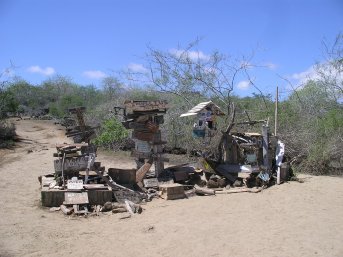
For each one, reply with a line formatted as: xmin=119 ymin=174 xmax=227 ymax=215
xmin=123 ymin=100 xmax=169 ymax=177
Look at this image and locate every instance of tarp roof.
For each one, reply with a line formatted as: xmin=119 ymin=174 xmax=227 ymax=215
xmin=180 ymin=101 xmax=225 ymax=117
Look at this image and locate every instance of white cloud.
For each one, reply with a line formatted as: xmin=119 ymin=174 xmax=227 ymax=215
xmin=292 ymin=63 xmax=343 ymax=85
xmin=264 ymin=62 xmax=278 ymax=70
xmin=291 ymin=65 xmax=319 ymax=85
xmin=127 ymin=63 xmax=148 ymax=73
xmin=27 ymin=65 xmax=55 ymax=76
xmin=170 ymin=49 xmax=210 ymax=61
xmin=82 ymin=70 xmax=107 ymax=79
xmin=236 ymin=80 xmax=251 ymax=90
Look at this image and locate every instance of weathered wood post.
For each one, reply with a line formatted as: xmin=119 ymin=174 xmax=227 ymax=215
xmin=153 ymin=130 xmax=165 ymax=177
xmin=262 ymin=124 xmax=270 ymax=169
xmin=123 ymin=100 xmax=169 ymax=179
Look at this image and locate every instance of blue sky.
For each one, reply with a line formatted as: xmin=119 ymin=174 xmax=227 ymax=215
xmin=1 ymin=0 xmax=342 ymax=98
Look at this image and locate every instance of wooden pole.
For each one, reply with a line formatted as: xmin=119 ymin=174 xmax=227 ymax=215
xmin=262 ymin=125 xmax=270 ymax=169
xmin=275 ymin=86 xmax=278 ymax=136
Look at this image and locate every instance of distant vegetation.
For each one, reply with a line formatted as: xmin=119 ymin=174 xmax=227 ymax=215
xmin=1 ymin=35 xmax=342 ymax=175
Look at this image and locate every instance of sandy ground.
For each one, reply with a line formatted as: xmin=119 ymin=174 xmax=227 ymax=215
xmin=0 ymin=119 xmax=343 ymax=257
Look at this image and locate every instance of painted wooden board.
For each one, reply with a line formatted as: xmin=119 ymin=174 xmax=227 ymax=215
xmin=64 ymin=192 xmax=89 ymax=205
xmin=54 ymin=156 xmax=91 ymax=173
xmin=67 ymin=179 xmax=84 ymax=190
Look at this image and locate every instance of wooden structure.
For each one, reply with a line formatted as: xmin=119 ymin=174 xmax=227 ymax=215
xmin=180 ymin=101 xmax=224 ymax=138
xmin=123 ymin=100 xmax=169 ymax=177
xmin=40 ymin=142 xmax=146 ymax=207
xmin=182 ymin=101 xmax=284 ymax=187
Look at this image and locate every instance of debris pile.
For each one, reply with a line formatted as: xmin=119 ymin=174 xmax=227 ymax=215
xmin=39 ymin=101 xmax=290 ymax=218
xmin=180 ymin=101 xmax=290 ymax=190
xmin=64 ymin=107 xmax=97 ymax=143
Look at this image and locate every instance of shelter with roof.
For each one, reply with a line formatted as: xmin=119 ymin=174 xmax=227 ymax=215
xmin=180 ymin=101 xmax=225 ymax=138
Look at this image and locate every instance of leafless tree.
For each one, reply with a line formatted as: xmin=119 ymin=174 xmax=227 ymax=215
xmin=126 ymin=39 xmax=262 ymax=112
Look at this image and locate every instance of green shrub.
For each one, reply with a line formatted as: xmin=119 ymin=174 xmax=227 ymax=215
xmin=0 ymin=121 xmax=16 ymax=148
xmin=93 ymin=118 xmax=128 ymax=149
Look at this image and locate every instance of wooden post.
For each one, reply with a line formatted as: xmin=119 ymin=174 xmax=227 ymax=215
xmin=262 ymin=125 xmax=270 ymax=169
xmin=153 ymin=130 xmax=164 ymax=177
xmin=275 ymin=86 xmax=278 ymax=136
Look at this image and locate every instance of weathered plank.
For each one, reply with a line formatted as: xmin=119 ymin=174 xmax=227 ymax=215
xmin=41 ymin=189 xmax=112 ymax=207
xmin=108 ymin=168 xmax=137 ymax=184
xmin=64 ymin=192 xmax=89 ymax=205
xmin=54 ymin=156 xmax=92 ymax=174
xmin=124 ymin=100 xmax=168 ymax=112
xmin=216 ymin=187 xmax=263 ymax=194
xmin=136 ymin=160 xmax=153 ymax=183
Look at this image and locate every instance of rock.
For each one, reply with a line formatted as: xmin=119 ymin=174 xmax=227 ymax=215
xmin=101 ymin=201 xmax=113 ymax=212
xmin=207 ymin=179 xmax=219 ymax=188
xmin=218 ymin=178 xmax=227 ymax=188
xmin=233 ymin=179 xmax=243 ymax=187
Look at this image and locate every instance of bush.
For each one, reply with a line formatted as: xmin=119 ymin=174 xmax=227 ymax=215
xmin=0 ymin=85 xmax=18 ymax=119
xmin=0 ymin=121 xmax=16 ymax=148
xmin=93 ymin=118 xmax=129 ymax=150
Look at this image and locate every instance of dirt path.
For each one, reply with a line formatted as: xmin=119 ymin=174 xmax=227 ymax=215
xmin=0 ymin=119 xmax=343 ymax=257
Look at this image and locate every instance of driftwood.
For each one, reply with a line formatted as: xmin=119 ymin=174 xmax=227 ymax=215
xmin=136 ymin=159 xmax=153 ymax=183
xmin=112 ymin=207 xmax=127 ymax=213
xmin=194 ymin=185 xmax=215 ymax=196
xmin=60 ymin=205 xmax=73 ymax=215
xmin=216 ymin=187 xmax=263 ymax=194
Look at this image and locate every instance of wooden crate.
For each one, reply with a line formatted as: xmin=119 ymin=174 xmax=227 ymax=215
xmin=108 ymin=168 xmax=136 ymax=184
xmin=159 ymin=183 xmax=185 ymax=200
xmin=41 ymin=188 xmax=112 ymax=207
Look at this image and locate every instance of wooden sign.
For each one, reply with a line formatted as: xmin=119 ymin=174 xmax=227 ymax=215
xmin=54 ymin=156 xmax=91 ymax=173
xmin=64 ymin=192 xmax=89 ymax=205
xmin=124 ymin=100 xmax=168 ymax=112
xmin=67 ymin=178 xmax=84 ymax=190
